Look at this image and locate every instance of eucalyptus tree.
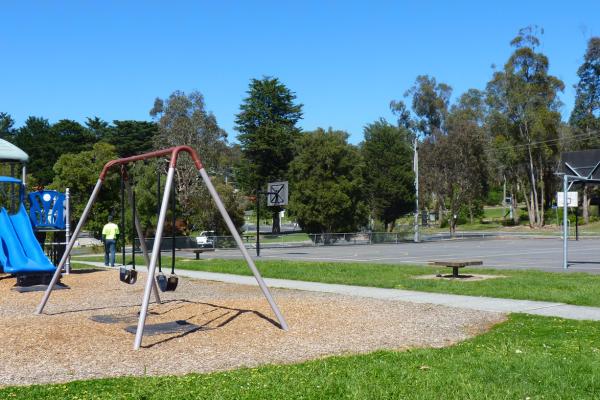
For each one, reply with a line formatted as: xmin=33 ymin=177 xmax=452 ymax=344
xmin=418 ymin=89 xmax=488 ymax=233
xmin=395 ymin=75 xmax=452 ymax=224
xmin=486 ymin=27 xmax=564 ymax=227
xmin=150 ymin=90 xmax=242 ymax=233
xmin=569 ymin=37 xmax=600 ymax=223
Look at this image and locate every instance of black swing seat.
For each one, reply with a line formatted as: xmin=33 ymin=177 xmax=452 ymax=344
xmin=156 ymin=272 xmax=178 ymax=292
xmin=119 ymin=267 xmax=138 ymax=284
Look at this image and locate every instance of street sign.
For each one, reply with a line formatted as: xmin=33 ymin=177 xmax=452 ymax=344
xmin=557 ymin=191 xmax=578 ymax=208
xmin=267 ymin=181 xmax=288 ymax=206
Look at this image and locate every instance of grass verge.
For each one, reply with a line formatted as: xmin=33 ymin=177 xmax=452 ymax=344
xmin=72 ymin=256 xmax=600 ymax=307
xmin=175 ymin=258 xmax=600 ymax=307
xmin=1 ymin=314 xmax=599 ymax=399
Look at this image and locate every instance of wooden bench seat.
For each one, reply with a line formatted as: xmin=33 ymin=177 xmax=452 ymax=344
xmin=190 ymin=248 xmax=215 ymax=260
xmin=430 ymin=260 xmax=483 ymax=278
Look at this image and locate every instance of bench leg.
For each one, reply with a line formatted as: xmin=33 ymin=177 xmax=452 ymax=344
xmin=452 ymin=266 xmax=459 ymax=278
xmin=196 ymin=252 xmax=199 ymax=260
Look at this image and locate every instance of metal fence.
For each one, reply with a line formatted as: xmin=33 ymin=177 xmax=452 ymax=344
xmin=134 ymin=225 xmax=416 ymax=251
xmin=132 ymin=227 xmax=584 ymax=252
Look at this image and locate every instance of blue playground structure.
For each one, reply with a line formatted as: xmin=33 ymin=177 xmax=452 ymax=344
xmin=0 ymin=139 xmax=70 ymax=287
xmin=28 ymin=190 xmax=67 ymax=230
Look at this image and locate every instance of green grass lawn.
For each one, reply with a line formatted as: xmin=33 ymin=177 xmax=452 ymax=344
xmin=175 ymin=258 xmax=600 ymax=307
xmin=74 ymin=257 xmax=600 ymax=307
xmin=2 ymin=314 xmax=599 ymax=399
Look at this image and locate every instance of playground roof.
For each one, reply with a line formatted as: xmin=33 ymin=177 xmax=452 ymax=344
xmin=0 ymin=139 xmax=28 ymax=162
xmin=0 ymin=176 xmax=22 ymax=184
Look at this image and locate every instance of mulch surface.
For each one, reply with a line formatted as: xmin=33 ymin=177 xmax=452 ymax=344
xmin=0 ymin=270 xmax=505 ymax=386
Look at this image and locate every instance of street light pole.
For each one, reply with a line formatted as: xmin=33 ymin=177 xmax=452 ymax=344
xmin=413 ymin=138 xmax=420 ymax=243
xmin=256 ymin=189 xmax=260 ymax=257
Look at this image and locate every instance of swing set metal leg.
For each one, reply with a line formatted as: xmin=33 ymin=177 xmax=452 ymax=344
xmin=125 ymin=180 xmax=161 ymax=304
xmin=198 ymin=167 xmax=289 ymax=331
xmin=36 ymin=180 xmax=104 ymax=314
xmin=133 ymin=167 xmax=175 ymax=350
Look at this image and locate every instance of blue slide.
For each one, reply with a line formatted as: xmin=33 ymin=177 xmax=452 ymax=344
xmin=0 ymin=204 xmax=55 ymax=274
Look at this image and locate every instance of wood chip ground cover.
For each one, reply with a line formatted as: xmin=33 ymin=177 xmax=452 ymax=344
xmin=0 ymin=270 xmax=504 ymax=386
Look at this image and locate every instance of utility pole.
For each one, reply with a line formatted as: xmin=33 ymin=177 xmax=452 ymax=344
xmin=502 ymin=176 xmax=506 ymax=223
xmin=413 ymin=138 xmax=419 ymax=243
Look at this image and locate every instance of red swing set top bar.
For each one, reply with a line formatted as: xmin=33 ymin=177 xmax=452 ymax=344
xmin=99 ymin=146 xmax=203 ymax=180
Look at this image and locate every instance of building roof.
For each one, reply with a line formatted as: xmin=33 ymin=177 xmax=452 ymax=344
xmin=0 ymin=139 xmax=29 ymax=162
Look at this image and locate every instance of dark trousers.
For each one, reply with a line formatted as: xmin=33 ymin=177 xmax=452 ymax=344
xmin=104 ymin=239 xmax=116 ymax=266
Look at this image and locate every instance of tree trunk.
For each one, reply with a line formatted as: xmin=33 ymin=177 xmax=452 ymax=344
xmin=450 ymin=215 xmax=457 ymax=235
xmin=523 ymin=187 xmax=534 ymax=227
xmin=511 ymin=191 xmax=519 ymax=224
xmin=271 ymin=210 xmax=281 ymax=233
xmin=539 ymin=167 xmax=545 ymax=227
xmin=583 ymin=185 xmax=590 ymax=224
xmin=468 ymin=206 xmax=474 ymax=225
xmin=522 ymin=124 xmax=540 ymax=228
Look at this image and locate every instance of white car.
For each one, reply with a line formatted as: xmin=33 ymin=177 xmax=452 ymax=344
xmin=195 ymin=231 xmax=215 ymax=248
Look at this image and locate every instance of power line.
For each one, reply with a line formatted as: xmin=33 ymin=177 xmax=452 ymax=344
xmin=491 ymin=132 xmax=596 ymax=151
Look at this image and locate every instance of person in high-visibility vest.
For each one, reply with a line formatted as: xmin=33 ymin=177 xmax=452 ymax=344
xmin=102 ymin=215 xmax=120 ymax=267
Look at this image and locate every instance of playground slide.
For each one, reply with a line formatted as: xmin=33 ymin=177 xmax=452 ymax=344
xmin=0 ymin=205 xmax=55 ymax=274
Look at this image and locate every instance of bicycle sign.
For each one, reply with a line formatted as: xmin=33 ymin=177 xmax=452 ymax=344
xmin=267 ymin=181 xmax=288 ymax=206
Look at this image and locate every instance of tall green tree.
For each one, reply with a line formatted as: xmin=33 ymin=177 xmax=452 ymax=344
xmin=150 ymin=90 xmax=242 ymax=233
xmin=0 ymin=112 xmax=15 ymax=141
xmin=570 ymin=37 xmax=600 ymax=144
xmin=235 ymin=77 xmax=303 ymax=232
xmin=13 ymin=117 xmax=55 ymax=185
xmin=569 ymin=37 xmax=600 ymax=223
xmin=404 ymin=75 xmax=452 ymax=137
xmin=108 ymin=120 xmax=158 ymax=157
xmin=52 ymin=119 xmax=96 ymax=153
xmin=288 ymin=128 xmax=368 ymax=234
xmin=486 ymin=26 xmax=564 ymax=227
xmin=51 ymin=142 xmax=119 ymax=235
xmin=85 ymin=117 xmax=113 ymax=141
xmin=415 ymin=88 xmax=488 ymax=233
xmin=362 ymin=119 xmax=414 ymax=231
xmin=396 ymin=75 xmax=452 ymax=222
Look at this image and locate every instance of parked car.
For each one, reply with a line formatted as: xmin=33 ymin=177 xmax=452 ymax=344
xmin=195 ymin=231 xmax=215 ymax=248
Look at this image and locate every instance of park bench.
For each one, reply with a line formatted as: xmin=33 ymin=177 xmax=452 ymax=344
xmin=430 ymin=260 xmax=483 ymax=278
xmin=191 ymin=248 xmax=215 ymax=260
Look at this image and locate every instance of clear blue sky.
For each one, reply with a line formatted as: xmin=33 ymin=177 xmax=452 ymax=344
xmin=1 ymin=1 xmax=599 ymax=144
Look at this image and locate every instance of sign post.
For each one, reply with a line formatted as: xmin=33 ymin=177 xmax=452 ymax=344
xmin=256 ymin=182 xmax=289 ymax=257
xmin=562 ymin=180 xmax=568 ymax=270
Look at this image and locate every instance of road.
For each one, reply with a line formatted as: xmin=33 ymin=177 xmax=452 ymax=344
xmin=179 ymin=237 xmax=600 ymax=273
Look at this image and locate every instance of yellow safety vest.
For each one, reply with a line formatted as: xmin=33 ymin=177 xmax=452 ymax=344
xmin=102 ymin=222 xmax=120 ymax=240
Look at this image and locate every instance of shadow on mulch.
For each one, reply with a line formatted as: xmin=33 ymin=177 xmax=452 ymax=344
xmin=86 ymin=299 xmax=282 ymax=348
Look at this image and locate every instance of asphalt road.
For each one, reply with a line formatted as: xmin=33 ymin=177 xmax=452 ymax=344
xmin=181 ymin=237 xmax=600 ymax=273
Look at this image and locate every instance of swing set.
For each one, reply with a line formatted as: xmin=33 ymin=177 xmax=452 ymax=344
xmin=117 ymin=161 xmax=178 ymax=292
xmin=35 ymin=146 xmax=288 ymax=350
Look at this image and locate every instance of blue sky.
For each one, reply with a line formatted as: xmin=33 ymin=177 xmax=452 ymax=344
xmin=1 ymin=1 xmax=599 ymax=144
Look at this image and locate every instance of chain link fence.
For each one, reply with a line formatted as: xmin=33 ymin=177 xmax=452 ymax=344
xmin=135 ymin=225 xmax=417 ymax=251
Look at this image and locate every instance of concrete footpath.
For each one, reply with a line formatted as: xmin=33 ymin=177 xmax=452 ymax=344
xmin=75 ymin=261 xmax=600 ymax=322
